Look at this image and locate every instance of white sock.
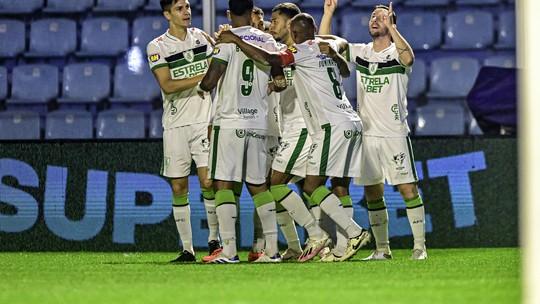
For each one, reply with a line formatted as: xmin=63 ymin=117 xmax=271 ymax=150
xmin=333 ymin=207 xmax=353 ymax=257
xmin=407 ymin=205 xmax=426 ymax=250
xmin=280 ymin=191 xmax=324 ymax=240
xmin=256 ymin=202 xmax=278 ymax=257
xmin=216 ymin=204 xmax=237 ymax=257
xmin=173 ymin=205 xmax=193 ymax=254
xmin=310 ymin=205 xmax=321 ymax=224
xmin=368 ymin=208 xmax=390 ymax=252
xmin=253 ymin=210 xmax=265 ymax=252
xmin=276 ymin=211 xmax=301 ymax=252
xmin=319 ymin=194 xmax=363 ymax=238
xmin=203 ymin=198 xmax=219 ymax=242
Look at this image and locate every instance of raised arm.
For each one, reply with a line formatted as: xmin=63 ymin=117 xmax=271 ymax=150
xmin=316 ymin=34 xmax=348 ymax=54
xmin=216 ymin=31 xmax=283 ymax=67
xmin=319 ymin=41 xmax=350 ymax=78
xmin=319 ymin=0 xmax=338 ymax=35
xmin=384 ymin=2 xmax=414 ymax=66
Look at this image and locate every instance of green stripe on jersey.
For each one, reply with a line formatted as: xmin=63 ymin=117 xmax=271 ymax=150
xmin=212 ymin=57 xmax=228 ymax=65
xmin=151 ymin=63 xmax=168 ymax=71
xmin=356 ymin=64 xmax=406 ymax=76
xmin=168 ymin=52 xmax=208 ymax=69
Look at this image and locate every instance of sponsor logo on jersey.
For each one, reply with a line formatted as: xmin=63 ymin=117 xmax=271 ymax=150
xmin=391 ymin=104 xmax=400 ymax=120
xmin=309 ymin=143 xmax=318 ymax=155
xmin=171 ymin=61 xmax=208 ymax=79
xmin=288 ymin=46 xmax=298 ymax=53
xmin=360 ymin=75 xmax=390 ymax=93
xmin=318 ymin=58 xmax=336 ymax=68
xmin=149 ymin=54 xmax=160 ymax=63
xmin=212 ymin=47 xmax=220 ymax=55
xmin=238 ymin=108 xmax=258 ymax=118
xmin=196 ymin=39 xmax=200 ymax=45
xmin=368 ymin=62 xmax=378 ymax=75
xmin=343 ymin=129 xmax=361 ymax=139
xmin=184 ymin=50 xmax=195 ymax=63
xmin=201 ymin=138 xmax=210 ymax=151
xmin=239 ymin=34 xmax=265 ymax=43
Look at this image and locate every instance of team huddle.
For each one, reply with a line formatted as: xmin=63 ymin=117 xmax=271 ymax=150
xmin=148 ymin=0 xmax=427 ymax=263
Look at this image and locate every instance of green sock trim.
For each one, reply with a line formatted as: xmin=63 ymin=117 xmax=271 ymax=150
xmin=173 ymin=193 xmax=189 ymax=206
xmin=233 ymin=182 xmax=243 ymax=197
xmin=252 ymin=191 xmax=274 ymax=208
xmin=339 ymin=195 xmax=353 ymax=207
xmin=201 ymin=188 xmax=215 ymax=200
xmin=303 ymin=193 xmax=317 ymax=208
xmin=311 ymin=186 xmax=332 ymax=205
xmin=276 ymin=201 xmax=287 ymax=213
xmin=367 ymin=198 xmax=386 ymax=210
xmin=405 ymin=195 xmax=423 ymax=209
xmin=215 ymin=189 xmax=236 ymax=207
xmin=270 ymin=184 xmax=293 ymax=203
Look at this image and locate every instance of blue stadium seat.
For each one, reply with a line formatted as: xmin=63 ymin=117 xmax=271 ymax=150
xmin=43 ymin=0 xmax=93 ymax=13
xmin=404 ymin=0 xmax=450 ymax=6
xmin=45 ymin=110 xmax=93 ymax=139
xmin=408 ymin=59 xmax=426 ymax=99
xmin=351 ymin=0 xmax=402 ymax=7
xmin=59 ymin=63 xmax=110 ymax=103
xmin=455 ymin=0 xmax=500 ymax=4
xmin=343 ymin=67 xmax=357 ymax=101
xmin=26 ymin=19 xmax=77 ymax=57
xmin=305 ymin=9 xmax=338 ymax=35
xmin=496 ymin=11 xmax=515 ymax=49
xmin=0 ymin=111 xmax=41 ymax=140
xmin=444 ymin=11 xmax=494 ymax=49
xmin=341 ymin=12 xmax=372 ymax=43
xmin=0 ymin=66 xmax=6 ymax=100
xmin=78 ymin=17 xmax=129 ymax=56
xmin=483 ymin=55 xmax=516 ymax=68
xmin=149 ymin=110 xmax=163 ymax=138
xmin=415 ymin=101 xmax=466 ymax=136
xmin=132 ymin=16 xmax=168 ymax=48
xmin=397 ymin=12 xmax=441 ymax=50
xmin=0 ymin=19 xmax=25 ymax=57
xmin=96 ymin=109 xmax=146 ymax=139
xmin=427 ymin=57 xmax=480 ymax=98
xmin=110 ymin=63 xmax=160 ymax=103
xmin=0 ymin=0 xmax=43 ymax=14
xmin=145 ymin=0 xmax=161 ymax=11
xmin=8 ymin=64 xmax=58 ymax=104
xmin=94 ymin=0 xmax=145 ymax=12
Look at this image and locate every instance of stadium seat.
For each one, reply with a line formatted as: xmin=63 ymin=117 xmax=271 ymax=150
xmin=408 ymin=59 xmax=427 ymax=99
xmin=45 ymin=110 xmax=93 ymax=139
xmin=305 ymin=9 xmax=338 ymax=35
xmin=484 ymin=55 xmax=516 ymax=68
xmin=0 ymin=0 xmax=43 ymax=14
xmin=404 ymin=0 xmax=450 ymax=6
xmin=96 ymin=109 xmax=146 ymax=139
xmin=149 ymin=110 xmax=163 ymax=138
xmin=0 ymin=66 xmax=7 ymax=100
xmin=59 ymin=63 xmax=110 ymax=103
xmin=351 ymin=0 xmax=402 ymax=7
xmin=427 ymin=57 xmax=480 ymax=98
xmin=132 ymin=16 xmax=168 ymax=48
xmin=0 ymin=19 xmax=25 ymax=57
xmin=415 ymin=101 xmax=466 ymax=136
xmin=496 ymin=11 xmax=515 ymax=49
xmin=341 ymin=12 xmax=372 ymax=43
xmin=26 ymin=19 xmax=77 ymax=57
xmin=145 ymin=0 xmax=161 ymax=11
xmin=78 ymin=17 xmax=129 ymax=56
xmin=397 ymin=12 xmax=442 ymax=50
xmin=110 ymin=63 xmax=160 ymax=103
xmin=8 ymin=64 xmax=58 ymax=104
xmin=43 ymin=0 xmax=93 ymax=13
xmin=455 ymin=0 xmax=500 ymax=4
xmin=94 ymin=0 xmax=145 ymax=12
xmin=0 ymin=111 xmax=41 ymax=140
xmin=444 ymin=11 xmax=494 ymax=49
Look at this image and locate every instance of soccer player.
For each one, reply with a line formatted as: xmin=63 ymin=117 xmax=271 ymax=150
xmin=252 ymin=6 xmax=265 ymax=31
xmin=147 ymin=0 xmax=220 ymax=263
xmin=320 ymin=0 xmax=428 ymax=260
xmin=216 ymin=13 xmax=372 ymax=262
xmin=197 ymin=0 xmax=286 ymax=263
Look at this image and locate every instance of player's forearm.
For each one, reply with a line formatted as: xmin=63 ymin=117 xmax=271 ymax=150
xmin=232 ymin=36 xmax=281 ymax=67
xmin=319 ymin=11 xmax=335 ymax=35
xmin=161 ymin=74 xmax=205 ymax=94
xmin=389 ymin=26 xmax=414 ymax=67
xmin=317 ymin=35 xmax=348 ymax=53
xmin=332 ymin=52 xmax=351 ymax=78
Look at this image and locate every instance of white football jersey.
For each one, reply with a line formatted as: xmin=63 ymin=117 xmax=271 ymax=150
xmin=279 ymin=39 xmax=360 ymax=135
xmin=147 ymin=28 xmax=213 ymax=130
xmin=211 ymin=26 xmax=279 ymax=130
xmin=346 ymin=42 xmax=411 ymax=137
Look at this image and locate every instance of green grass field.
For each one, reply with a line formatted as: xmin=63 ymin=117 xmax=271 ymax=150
xmin=0 ymin=248 xmax=520 ymax=304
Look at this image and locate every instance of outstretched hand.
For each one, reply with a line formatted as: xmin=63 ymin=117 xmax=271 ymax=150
xmin=323 ymin=0 xmax=338 ymax=15
xmin=318 ymin=41 xmax=337 ymax=58
xmin=214 ymin=24 xmax=232 ymax=39
xmin=382 ymin=2 xmax=395 ymax=28
xmin=215 ymin=30 xmax=238 ymax=45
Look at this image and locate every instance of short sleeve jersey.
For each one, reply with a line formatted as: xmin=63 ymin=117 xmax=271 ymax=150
xmin=279 ymin=39 xmax=360 ymax=135
xmin=346 ymin=42 xmax=411 ymax=137
xmin=147 ymin=28 xmax=213 ymax=130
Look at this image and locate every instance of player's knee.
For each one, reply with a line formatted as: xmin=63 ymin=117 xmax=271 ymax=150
xmin=200 ymin=178 xmax=213 ymax=190
xmin=171 ymin=179 xmax=189 ymax=196
xmin=398 ymin=183 xmax=418 ymax=200
xmin=302 ymin=182 xmax=317 ymax=196
xmin=331 ymin=186 xmax=348 ymax=197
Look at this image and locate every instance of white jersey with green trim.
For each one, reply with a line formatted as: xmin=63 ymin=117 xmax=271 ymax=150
xmin=279 ymin=39 xmax=360 ymax=135
xmin=147 ymin=28 xmax=213 ymax=130
xmin=211 ymin=26 xmax=279 ymax=130
xmin=346 ymin=42 xmax=411 ymax=137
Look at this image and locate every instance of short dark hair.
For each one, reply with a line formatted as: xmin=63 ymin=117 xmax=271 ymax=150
xmin=374 ymin=5 xmax=397 ymax=24
xmin=272 ymin=2 xmax=301 ymax=19
xmin=252 ymin=6 xmax=263 ymax=16
xmin=160 ymin=0 xmax=174 ymax=11
xmin=290 ymin=13 xmax=316 ymax=31
xmin=229 ymin=0 xmax=254 ymax=16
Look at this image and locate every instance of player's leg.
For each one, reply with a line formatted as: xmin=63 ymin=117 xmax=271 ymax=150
xmin=362 ymin=183 xmax=393 ymax=261
xmin=398 ymin=182 xmax=427 ymax=260
xmin=169 ymin=177 xmax=196 ymax=263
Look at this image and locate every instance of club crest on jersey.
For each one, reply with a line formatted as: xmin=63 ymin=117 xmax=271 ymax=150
xmin=392 ymin=152 xmax=406 ymax=166
xmin=368 ymin=62 xmax=378 ymax=75
xmin=149 ymin=54 xmax=160 ymax=62
xmin=184 ymin=50 xmax=195 ymax=63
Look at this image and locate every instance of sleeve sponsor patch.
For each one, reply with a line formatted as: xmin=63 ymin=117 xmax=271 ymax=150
xmin=287 ymin=46 xmax=297 ymax=53
xmin=212 ymin=47 xmax=220 ymax=55
xmin=149 ymin=54 xmax=160 ymax=62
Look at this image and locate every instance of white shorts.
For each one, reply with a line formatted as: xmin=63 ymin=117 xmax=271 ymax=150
xmin=355 ymin=135 xmax=418 ymax=186
xmin=266 ymin=135 xmax=280 ymax=171
xmin=272 ymin=128 xmax=311 ymax=178
xmin=208 ymin=127 xmax=269 ymax=185
xmin=161 ymin=123 xmax=210 ymax=178
xmin=307 ymin=121 xmax=362 ymax=178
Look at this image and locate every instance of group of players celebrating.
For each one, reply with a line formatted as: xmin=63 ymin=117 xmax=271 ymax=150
xmin=147 ymin=0 xmax=427 ymax=263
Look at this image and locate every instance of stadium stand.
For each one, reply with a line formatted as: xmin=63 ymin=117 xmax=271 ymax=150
xmin=0 ymin=110 xmax=41 ymax=140
xmin=96 ymin=109 xmax=146 ymax=139
xmin=407 ymin=59 xmax=427 ymax=99
xmin=59 ymin=63 xmax=111 ymax=103
xmin=443 ymin=11 xmax=494 ymax=49
xmin=427 ymin=57 xmax=481 ymax=99
xmin=132 ymin=16 xmax=168 ymax=48
xmin=149 ymin=109 xmax=164 ymax=139
xmin=111 ymin=63 xmax=160 ymax=103
xmin=415 ymin=101 xmax=466 ymax=136
xmin=8 ymin=65 xmax=58 ymax=107
xmin=0 ymin=66 xmax=6 ymax=101
xmin=45 ymin=110 xmax=93 ymax=139
xmin=93 ymin=0 xmax=145 ymax=12
xmin=43 ymin=0 xmax=94 ymax=13
xmin=0 ymin=19 xmax=25 ymax=57
xmin=26 ymin=19 xmax=77 ymax=57
xmin=78 ymin=17 xmax=129 ymax=57
xmin=0 ymin=0 xmax=43 ymax=14
xmin=484 ymin=55 xmax=516 ymax=68
xmin=496 ymin=11 xmax=516 ymax=49
xmin=397 ymin=12 xmax=442 ymax=50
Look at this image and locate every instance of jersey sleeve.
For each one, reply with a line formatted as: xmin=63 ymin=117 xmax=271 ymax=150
xmin=211 ymin=43 xmax=232 ymax=65
xmin=345 ymin=43 xmax=367 ymax=63
xmin=147 ymin=42 xmax=167 ymax=71
xmin=278 ymin=47 xmax=296 ymax=67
